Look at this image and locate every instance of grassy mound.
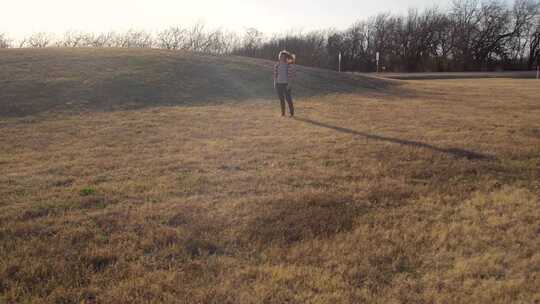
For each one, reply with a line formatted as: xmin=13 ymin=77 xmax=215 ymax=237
xmin=0 ymin=48 xmax=393 ymax=117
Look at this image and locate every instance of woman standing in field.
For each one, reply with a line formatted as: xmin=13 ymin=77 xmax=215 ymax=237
xmin=273 ymin=50 xmax=296 ymax=117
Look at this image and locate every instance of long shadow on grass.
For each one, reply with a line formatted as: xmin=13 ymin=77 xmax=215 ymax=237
xmin=295 ymin=117 xmax=492 ymax=160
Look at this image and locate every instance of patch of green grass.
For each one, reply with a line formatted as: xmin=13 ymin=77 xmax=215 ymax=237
xmin=79 ymin=187 xmax=96 ymax=196
xmin=322 ymin=159 xmax=338 ymax=167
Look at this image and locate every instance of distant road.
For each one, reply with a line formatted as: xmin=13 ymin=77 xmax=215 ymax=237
xmin=367 ymin=71 xmax=538 ymax=80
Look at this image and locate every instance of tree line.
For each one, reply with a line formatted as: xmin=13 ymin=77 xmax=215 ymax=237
xmin=235 ymin=0 xmax=540 ymax=72
xmin=1 ymin=0 xmax=539 ymax=72
xmin=0 ymin=25 xmax=239 ymax=55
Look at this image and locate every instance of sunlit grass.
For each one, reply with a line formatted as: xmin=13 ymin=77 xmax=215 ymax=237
xmin=1 ymin=49 xmax=539 ymax=303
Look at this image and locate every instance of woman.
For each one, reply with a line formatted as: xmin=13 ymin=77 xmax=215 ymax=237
xmin=273 ymin=50 xmax=296 ymax=117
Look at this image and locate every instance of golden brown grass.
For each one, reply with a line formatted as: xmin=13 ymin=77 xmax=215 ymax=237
xmin=1 ymin=49 xmax=540 ymax=303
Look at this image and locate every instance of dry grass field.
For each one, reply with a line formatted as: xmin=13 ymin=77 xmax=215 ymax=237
xmin=1 ymin=48 xmax=540 ymax=304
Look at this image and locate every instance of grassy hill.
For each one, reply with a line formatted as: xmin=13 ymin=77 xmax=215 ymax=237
xmin=1 ymin=48 xmax=540 ymax=304
xmin=0 ymin=48 xmax=393 ymax=117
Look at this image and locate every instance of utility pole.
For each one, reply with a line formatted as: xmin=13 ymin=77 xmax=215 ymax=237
xmin=376 ymin=52 xmax=380 ymax=73
xmin=339 ymin=52 xmax=342 ymax=73
xmin=537 ymin=51 xmax=539 ymax=80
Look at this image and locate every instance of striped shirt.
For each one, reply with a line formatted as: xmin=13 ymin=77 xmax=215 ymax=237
xmin=274 ymin=62 xmax=296 ymax=84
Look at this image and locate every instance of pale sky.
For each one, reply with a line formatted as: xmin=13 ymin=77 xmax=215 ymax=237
xmin=2 ymin=0 xmax=452 ymax=39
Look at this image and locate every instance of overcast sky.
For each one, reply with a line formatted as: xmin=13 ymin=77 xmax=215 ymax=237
xmin=2 ymin=0 xmax=453 ymax=39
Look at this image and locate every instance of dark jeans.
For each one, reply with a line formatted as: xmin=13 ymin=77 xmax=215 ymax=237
xmin=276 ymin=83 xmax=294 ymax=116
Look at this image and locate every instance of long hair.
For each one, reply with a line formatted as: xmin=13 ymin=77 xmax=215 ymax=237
xmin=278 ymin=50 xmax=296 ymax=64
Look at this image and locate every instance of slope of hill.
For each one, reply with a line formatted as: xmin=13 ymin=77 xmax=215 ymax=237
xmin=1 ymin=49 xmax=540 ymax=304
xmin=0 ymin=48 xmax=394 ymax=117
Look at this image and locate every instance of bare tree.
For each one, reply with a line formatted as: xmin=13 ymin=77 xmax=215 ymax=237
xmin=241 ymin=28 xmax=263 ymax=57
xmin=449 ymin=0 xmax=481 ymax=70
xmin=219 ymin=30 xmax=241 ymax=55
xmin=157 ymin=26 xmax=239 ymax=54
xmin=114 ymin=30 xmax=154 ymax=48
xmin=204 ymin=29 xmax=222 ymax=54
xmin=430 ymin=12 xmax=454 ymax=71
xmin=83 ymin=32 xmax=115 ymax=48
xmin=505 ymin=5 xmax=537 ymax=68
xmin=529 ymin=18 xmax=540 ymax=67
xmin=25 ymin=32 xmax=54 ymax=48
xmin=0 ymin=33 xmax=12 ymax=48
xmin=57 ymin=30 xmax=87 ymax=47
xmin=184 ymin=22 xmax=208 ymax=52
xmin=157 ymin=27 xmax=186 ymax=50
xmin=472 ymin=0 xmax=532 ymax=69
